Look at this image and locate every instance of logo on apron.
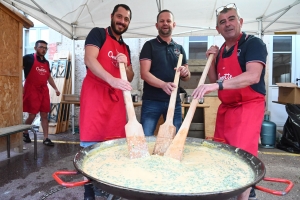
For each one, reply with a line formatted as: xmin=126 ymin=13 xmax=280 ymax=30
xmin=218 ymin=73 xmax=233 ymax=80
xmin=108 ymin=51 xmax=118 ymax=67
xmin=36 ymin=66 xmax=47 ymax=75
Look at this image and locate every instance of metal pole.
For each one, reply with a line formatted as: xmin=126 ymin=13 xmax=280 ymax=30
xmin=258 ymin=18 xmax=262 ymax=39
xmin=72 ymin=25 xmax=76 ymax=134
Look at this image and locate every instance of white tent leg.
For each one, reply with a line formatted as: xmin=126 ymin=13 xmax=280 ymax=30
xmin=258 ymin=18 xmax=262 ymax=39
xmin=71 ymin=26 xmax=76 ymax=134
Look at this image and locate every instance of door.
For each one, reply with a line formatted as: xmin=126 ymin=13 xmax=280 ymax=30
xmin=268 ymin=35 xmax=300 ymax=130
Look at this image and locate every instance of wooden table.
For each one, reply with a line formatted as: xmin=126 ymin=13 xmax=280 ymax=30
xmin=60 ymin=101 xmax=143 ymax=134
xmin=181 ymin=103 xmax=209 ymax=108
xmin=61 ymin=100 xmax=213 ymax=136
xmin=0 ymin=124 xmax=37 ymax=159
xmin=60 ymin=101 xmax=142 ymax=107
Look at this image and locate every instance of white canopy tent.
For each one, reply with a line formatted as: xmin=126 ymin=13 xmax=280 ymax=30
xmin=2 ymin=0 xmax=300 ymax=133
xmin=2 ymin=0 xmax=300 ymax=39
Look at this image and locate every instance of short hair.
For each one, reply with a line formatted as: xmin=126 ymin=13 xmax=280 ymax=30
xmin=35 ymin=40 xmax=47 ymax=47
xmin=216 ymin=7 xmax=241 ymax=25
xmin=112 ymin=4 xmax=132 ymax=20
xmin=156 ymin=9 xmax=174 ymax=22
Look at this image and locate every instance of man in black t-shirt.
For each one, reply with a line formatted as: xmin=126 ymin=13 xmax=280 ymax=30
xmin=139 ymin=9 xmax=191 ymax=136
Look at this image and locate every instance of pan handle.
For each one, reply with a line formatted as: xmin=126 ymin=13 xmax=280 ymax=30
xmin=52 ymin=170 xmax=90 ymax=188
xmin=255 ymin=177 xmax=294 ymax=196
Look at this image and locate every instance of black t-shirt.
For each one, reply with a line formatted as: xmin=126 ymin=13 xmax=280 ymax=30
xmin=84 ymin=27 xmax=131 ymax=64
xmin=139 ymin=36 xmax=188 ymax=102
xmin=216 ymin=32 xmax=268 ymax=95
xmin=23 ymin=54 xmax=50 ymax=79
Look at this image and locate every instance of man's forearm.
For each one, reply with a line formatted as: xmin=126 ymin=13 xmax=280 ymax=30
xmin=48 ymin=77 xmax=58 ymax=91
xmin=125 ymin=65 xmax=134 ymax=82
xmin=142 ymin=72 xmax=165 ymax=89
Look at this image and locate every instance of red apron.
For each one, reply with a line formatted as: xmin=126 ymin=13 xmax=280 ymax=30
xmin=215 ymin=36 xmax=265 ymax=156
xmin=80 ymin=29 xmax=130 ymax=142
xmin=23 ymin=54 xmax=50 ymax=114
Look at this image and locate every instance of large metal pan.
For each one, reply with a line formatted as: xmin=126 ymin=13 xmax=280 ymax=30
xmin=53 ymin=136 xmax=293 ymax=200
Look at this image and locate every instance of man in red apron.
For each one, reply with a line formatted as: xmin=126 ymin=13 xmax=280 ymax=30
xmin=192 ymin=4 xmax=267 ymax=200
xmin=23 ymin=40 xmax=60 ymax=146
xmin=80 ymin=4 xmax=134 ymax=200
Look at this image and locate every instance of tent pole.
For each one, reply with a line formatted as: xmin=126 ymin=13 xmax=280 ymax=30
xmin=71 ymin=25 xmax=76 ymax=134
xmin=258 ymin=18 xmax=262 ymax=39
xmin=156 ymin=0 xmax=162 ymax=12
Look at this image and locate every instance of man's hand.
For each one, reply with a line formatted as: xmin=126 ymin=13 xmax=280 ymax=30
xmin=55 ymin=89 xmax=60 ymax=96
xmin=108 ymin=77 xmax=132 ymax=91
xmin=206 ymin=45 xmax=219 ymax=59
xmin=176 ymin=65 xmax=189 ymax=79
xmin=115 ymin=53 xmax=128 ymax=67
xmin=161 ymin=82 xmax=177 ymax=95
xmin=192 ymin=83 xmax=218 ymax=99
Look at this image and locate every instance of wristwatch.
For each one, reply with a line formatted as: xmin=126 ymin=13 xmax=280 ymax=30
xmin=216 ymin=79 xmax=224 ymax=90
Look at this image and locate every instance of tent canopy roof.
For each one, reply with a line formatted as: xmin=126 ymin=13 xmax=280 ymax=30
xmin=2 ymin=0 xmax=300 ymax=39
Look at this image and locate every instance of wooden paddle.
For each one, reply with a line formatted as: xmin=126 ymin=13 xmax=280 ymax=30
xmin=119 ymin=63 xmax=150 ymax=159
xmin=164 ymin=54 xmax=214 ymax=160
xmin=153 ymin=54 xmax=183 ymax=155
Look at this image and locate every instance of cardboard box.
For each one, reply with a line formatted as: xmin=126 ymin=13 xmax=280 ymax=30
xmin=276 ymin=83 xmax=300 ymax=104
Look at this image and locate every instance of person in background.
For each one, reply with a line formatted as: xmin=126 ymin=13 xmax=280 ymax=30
xmin=139 ymin=9 xmax=190 ymax=136
xmin=192 ymin=3 xmax=267 ymax=200
xmin=23 ymin=40 xmax=60 ymax=146
xmin=80 ymin=4 xmax=133 ymax=200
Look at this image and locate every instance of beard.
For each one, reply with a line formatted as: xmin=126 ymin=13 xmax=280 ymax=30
xmin=158 ymin=27 xmax=172 ymax=37
xmin=36 ymin=51 xmax=46 ymax=57
xmin=111 ymin=19 xmax=128 ymax=35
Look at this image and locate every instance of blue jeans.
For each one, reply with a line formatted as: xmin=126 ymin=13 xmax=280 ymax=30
xmin=141 ymin=100 xmax=182 ymax=136
xmin=80 ymin=141 xmax=98 ymax=148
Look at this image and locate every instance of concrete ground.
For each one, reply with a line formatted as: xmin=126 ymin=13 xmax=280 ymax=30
xmin=0 ymin=129 xmax=299 ymax=200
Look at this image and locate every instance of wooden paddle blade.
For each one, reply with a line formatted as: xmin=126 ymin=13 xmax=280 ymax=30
xmin=164 ymin=127 xmax=189 ymax=160
xmin=125 ymin=119 xmax=150 ymax=159
xmin=153 ymin=123 xmax=176 ymax=155
xmin=153 ymin=54 xmax=183 ymax=155
xmin=119 ymin=63 xmax=149 ymax=159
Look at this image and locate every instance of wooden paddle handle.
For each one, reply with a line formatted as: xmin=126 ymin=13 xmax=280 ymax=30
xmin=181 ymin=54 xmax=213 ymax=129
xmin=198 ymin=55 xmax=213 ymax=86
xmin=119 ymin=63 xmax=136 ymax=121
xmin=165 ymin=54 xmax=183 ymax=123
xmin=164 ymin=54 xmax=214 ymax=160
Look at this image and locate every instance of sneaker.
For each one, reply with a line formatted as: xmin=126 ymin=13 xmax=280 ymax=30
xmin=249 ymin=187 xmax=258 ymax=200
xmin=43 ymin=138 xmax=54 ymax=146
xmin=23 ymin=133 xmax=32 ymax=143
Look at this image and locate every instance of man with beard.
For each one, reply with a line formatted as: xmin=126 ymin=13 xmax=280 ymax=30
xmin=23 ymin=40 xmax=60 ymax=146
xmin=139 ymin=10 xmax=190 ymax=136
xmin=80 ymin=4 xmax=133 ymax=200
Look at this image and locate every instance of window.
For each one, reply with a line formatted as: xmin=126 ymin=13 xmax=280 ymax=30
xmin=24 ymin=28 xmax=49 ymax=59
xmin=189 ymin=36 xmax=208 ymax=59
xmin=272 ymin=36 xmax=292 ymax=84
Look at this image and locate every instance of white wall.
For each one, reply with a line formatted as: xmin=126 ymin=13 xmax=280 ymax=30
xmin=48 ymin=28 xmax=299 ymax=130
